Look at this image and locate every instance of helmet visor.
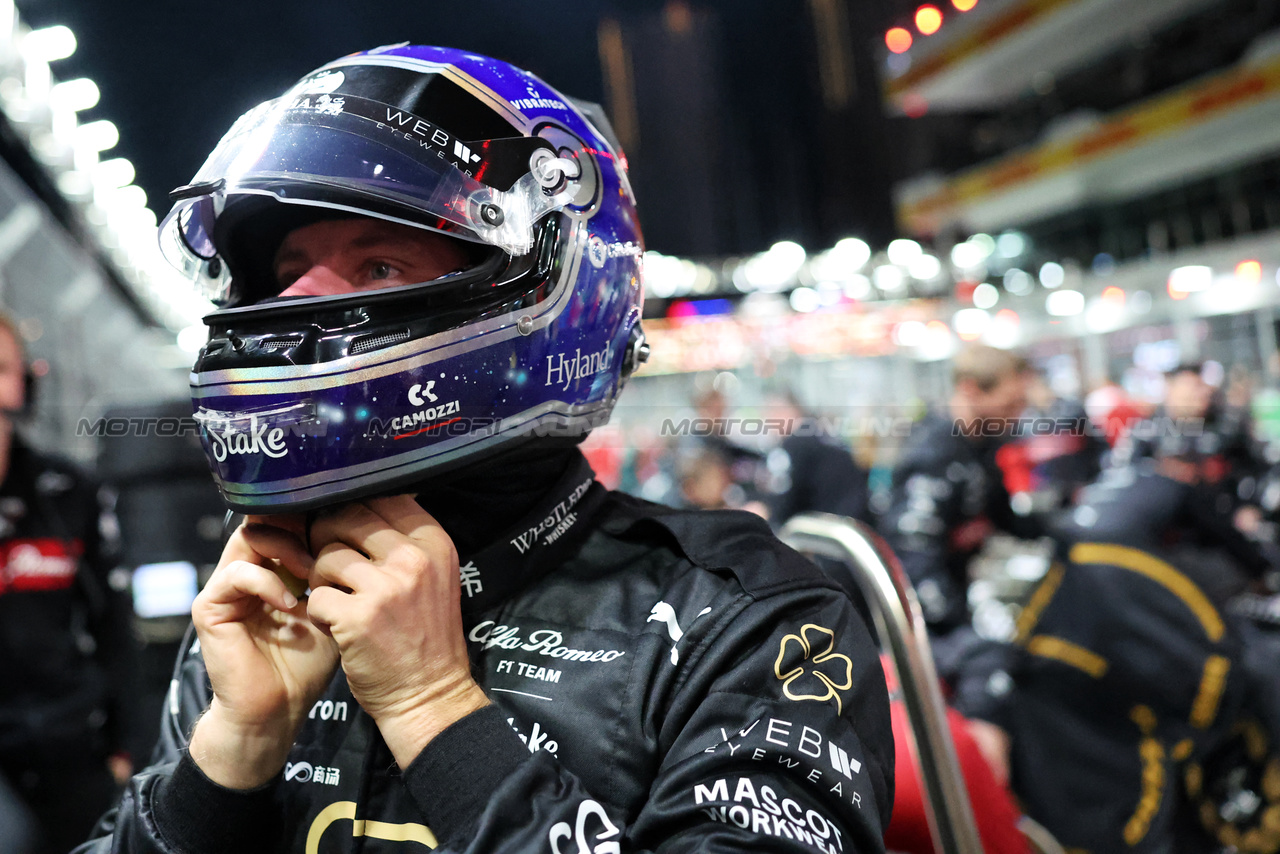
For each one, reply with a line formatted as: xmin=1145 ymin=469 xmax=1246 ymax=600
xmin=159 ymin=89 xmax=579 ymax=304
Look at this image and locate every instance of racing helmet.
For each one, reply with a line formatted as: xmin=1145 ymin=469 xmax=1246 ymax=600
xmin=159 ymin=45 xmax=648 ymax=513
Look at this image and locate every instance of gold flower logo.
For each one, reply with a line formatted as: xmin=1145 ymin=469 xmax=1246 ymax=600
xmin=774 ymin=624 xmax=854 ymax=714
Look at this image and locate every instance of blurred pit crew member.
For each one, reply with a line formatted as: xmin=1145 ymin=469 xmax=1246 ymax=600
xmin=756 ymin=389 xmax=871 ymax=529
xmin=676 ymin=446 xmax=740 ymax=510
xmin=0 ymin=314 xmax=137 ymax=853
xmin=78 ymin=47 xmax=893 ymax=854
xmin=637 ymin=387 xmax=766 ymax=511
xmin=1084 ymin=375 xmax=1150 ymax=448
xmin=878 ymin=344 xmax=1040 ymax=639
xmin=1114 ymin=362 xmax=1266 ymax=514
xmin=688 ymin=387 xmax=760 ymax=470
xmin=994 ymin=368 xmax=1105 ymax=514
xmin=951 ymin=445 xmax=1280 ymax=852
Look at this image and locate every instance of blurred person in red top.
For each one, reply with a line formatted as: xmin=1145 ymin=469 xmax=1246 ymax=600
xmin=1084 ymin=375 xmax=1149 ymax=447
xmin=0 ymin=314 xmax=137 ymax=854
xmin=879 ymin=345 xmax=1038 ymax=634
xmin=995 ymin=368 xmax=1106 ymax=513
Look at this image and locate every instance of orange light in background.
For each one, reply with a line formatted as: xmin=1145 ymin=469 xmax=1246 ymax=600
xmin=1101 ymin=286 xmax=1125 ymax=306
xmin=915 ymin=5 xmax=943 ymax=34
xmin=1235 ymin=259 xmax=1263 ymax=284
xmin=886 ymin=27 xmax=913 ymax=53
xmin=952 ymin=0 xmax=977 ymax=10
xmin=1167 ymin=280 xmax=1189 ymax=300
xmin=995 ymin=308 xmax=1020 ymax=324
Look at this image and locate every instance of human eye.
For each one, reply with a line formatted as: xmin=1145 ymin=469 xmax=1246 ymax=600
xmin=362 ymin=260 xmax=408 ymax=286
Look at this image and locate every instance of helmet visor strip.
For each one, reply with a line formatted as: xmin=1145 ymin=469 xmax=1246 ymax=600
xmin=159 ymin=92 xmax=580 ymax=305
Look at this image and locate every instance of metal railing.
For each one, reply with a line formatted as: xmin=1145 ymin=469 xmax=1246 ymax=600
xmin=779 ymin=513 xmax=985 ymax=854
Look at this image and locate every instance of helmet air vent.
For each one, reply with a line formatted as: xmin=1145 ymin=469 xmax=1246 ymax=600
xmin=350 ymin=329 xmax=410 ymax=355
xmin=261 ymin=336 xmax=304 ymax=351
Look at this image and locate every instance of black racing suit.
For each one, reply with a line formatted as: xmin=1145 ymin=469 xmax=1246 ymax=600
xmin=878 ymin=413 xmax=1041 ymax=634
xmin=764 ymin=432 xmax=871 ymax=529
xmin=78 ymin=454 xmax=894 ymax=853
xmin=0 ymin=438 xmax=135 ymax=853
xmin=953 ymin=464 xmax=1279 ymax=852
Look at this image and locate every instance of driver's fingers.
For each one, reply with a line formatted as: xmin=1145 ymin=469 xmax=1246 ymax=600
xmin=363 ymin=495 xmax=455 ymax=556
xmin=312 ymin=542 xmax=379 ymax=593
xmin=199 ymin=559 xmax=299 ymax=614
xmin=241 ymin=523 xmax=314 ymax=596
xmin=309 ymin=502 xmax=408 ymax=562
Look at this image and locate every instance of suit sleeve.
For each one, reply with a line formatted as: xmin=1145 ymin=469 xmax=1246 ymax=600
xmin=403 ymin=587 xmax=894 ymax=853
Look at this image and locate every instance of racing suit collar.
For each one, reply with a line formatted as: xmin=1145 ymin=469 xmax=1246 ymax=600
xmin=453 ymin=451 xmax=607 ymax=615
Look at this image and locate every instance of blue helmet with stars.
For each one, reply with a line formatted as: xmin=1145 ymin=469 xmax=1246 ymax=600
xmin=158 ymin=45 xmax=648 ymax=512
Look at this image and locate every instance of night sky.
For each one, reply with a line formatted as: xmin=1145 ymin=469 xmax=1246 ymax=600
xmin=14 ymin=0 xmax=902 ymax=256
